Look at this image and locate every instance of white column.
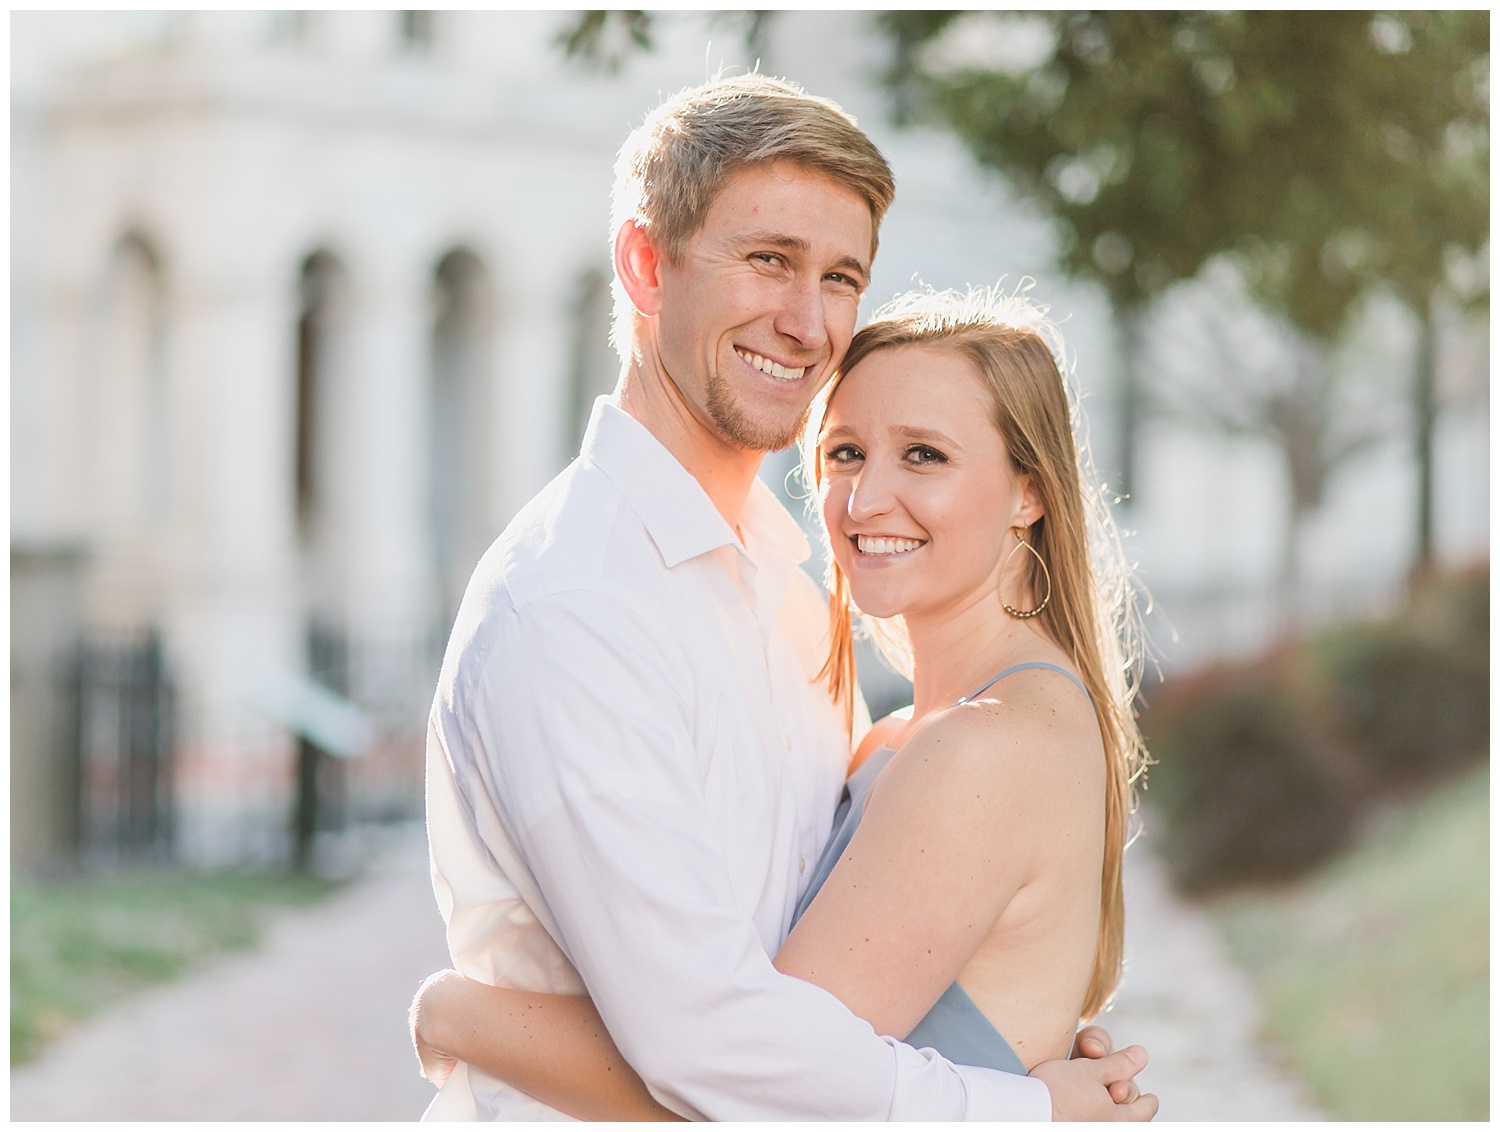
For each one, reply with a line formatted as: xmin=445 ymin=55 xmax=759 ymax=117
xmin=491 ymin=270 xmax=577 ymax=525
xmin=169 ymin=273 xmax=304 ymax=864
xmin=341 ymin=265 xmax=437 ymax=712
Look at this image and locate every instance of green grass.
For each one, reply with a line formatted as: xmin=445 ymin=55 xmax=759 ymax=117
xmin=1209 ymin=763 xmax=1489 ymax=1120
xmin=11 ymin=867 xmax=341 ymax=1065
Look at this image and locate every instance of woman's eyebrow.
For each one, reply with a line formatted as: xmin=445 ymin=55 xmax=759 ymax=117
xmin=820 ymin=422 xmax=965 ymax=451
xmin=892 ymin=424 xmax=962 ymax=448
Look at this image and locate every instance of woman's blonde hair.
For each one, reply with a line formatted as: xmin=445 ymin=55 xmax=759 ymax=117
xmin=802 ymin=284 xmax=1149 ymax=1021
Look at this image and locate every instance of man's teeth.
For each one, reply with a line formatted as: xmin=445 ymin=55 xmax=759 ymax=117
xmin=858 ymin=536 xmax=925 ymax=556
xmin=737 ymin=349 xmax=806 ymax=382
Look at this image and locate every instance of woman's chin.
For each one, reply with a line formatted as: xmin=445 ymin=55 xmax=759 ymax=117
xmin=848 ymin=595 xmax=903 ymax=621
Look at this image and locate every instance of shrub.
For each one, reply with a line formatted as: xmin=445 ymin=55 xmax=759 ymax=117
xmin=1312 ymin=622 xmax=1487 ymax=788
xmin=1143 ymin=562 xmax=1488 ymax=894
xmin=1140 ymin=660 xmax=1358 ymax=893
xmin=1309 ymin=565 xmax=1488 ymax=790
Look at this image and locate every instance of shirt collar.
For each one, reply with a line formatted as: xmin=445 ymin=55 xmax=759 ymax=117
xmin=580 ymin=397 xmax=812 ymax=570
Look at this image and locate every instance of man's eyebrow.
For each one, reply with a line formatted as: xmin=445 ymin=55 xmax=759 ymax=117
xmin=735 ymin=231 xmax=870 ymax=281
xmin=828 ymin=253 xmax=871 ymax=283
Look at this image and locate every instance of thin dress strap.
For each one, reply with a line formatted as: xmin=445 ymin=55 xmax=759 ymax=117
xmin=957 ymin=661 xmax=1091 ymax=706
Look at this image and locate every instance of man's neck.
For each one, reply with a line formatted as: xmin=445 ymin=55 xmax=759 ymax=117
xmin=616 ymin=361 xmax=765 ymax=537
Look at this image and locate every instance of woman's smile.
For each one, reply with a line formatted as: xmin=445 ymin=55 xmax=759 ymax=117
xmin=851 ymin=534 xmax=927 ymax=558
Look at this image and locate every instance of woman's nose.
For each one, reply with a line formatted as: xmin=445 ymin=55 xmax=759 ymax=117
xmin=846 ymin=465 xmax=894 ymax=521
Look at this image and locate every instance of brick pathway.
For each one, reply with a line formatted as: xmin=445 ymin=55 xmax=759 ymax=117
xmin=11 ymin=826 xmax=1326 ymax=1121
xmin=10 ymin=824 xmax=451 ymax=1121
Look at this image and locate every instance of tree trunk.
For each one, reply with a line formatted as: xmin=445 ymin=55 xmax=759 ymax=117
xmin=1280 ymin=501 xmax=1307 ymax=632
xmin=1412 ymin=297 xmax=1438 ymax=583
xmin=1115 ymin=307 xmax=1143 ymax=506
xmin=1275 ymin=331 xmax=1333 ymax=629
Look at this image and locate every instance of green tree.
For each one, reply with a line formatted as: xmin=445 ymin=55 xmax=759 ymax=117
xmin=881 ymin=11 xmax=1488 ymax=583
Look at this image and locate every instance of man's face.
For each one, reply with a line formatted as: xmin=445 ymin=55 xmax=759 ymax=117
xmin=652 ymin=162 xmax=874 ymax=453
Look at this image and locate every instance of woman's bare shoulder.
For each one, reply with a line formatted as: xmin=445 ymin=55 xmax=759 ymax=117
xmin=890 ymin=668 xmax=1101 ymax=797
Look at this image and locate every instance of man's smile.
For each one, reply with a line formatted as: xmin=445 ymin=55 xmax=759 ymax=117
xmin=735 ymin=346 xmax=807 ymax=383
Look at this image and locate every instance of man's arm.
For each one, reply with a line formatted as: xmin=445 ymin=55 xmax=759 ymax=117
xmin=411 ymin=971 xmax=680 ymax=1121
xmin=410 ymin=970 xmax=1157 ymax=1121
xmin=458 ymin=590 xmax=1049 ymax=1121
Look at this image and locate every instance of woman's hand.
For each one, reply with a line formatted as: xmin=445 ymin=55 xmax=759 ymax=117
xmin=410 ymin=969 xmax=466 ymax=1087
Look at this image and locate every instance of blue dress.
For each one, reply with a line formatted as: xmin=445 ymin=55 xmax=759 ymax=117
xmin=791 ymin=662 xmax=1092 ymax=1077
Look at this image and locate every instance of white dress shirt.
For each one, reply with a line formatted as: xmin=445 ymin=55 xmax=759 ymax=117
xmin=423 ymin=399 xmax=1052 ymax=1121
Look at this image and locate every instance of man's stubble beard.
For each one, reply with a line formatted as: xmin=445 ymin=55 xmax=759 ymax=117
xmin=705 ymin=369 xmax=816 ymax=453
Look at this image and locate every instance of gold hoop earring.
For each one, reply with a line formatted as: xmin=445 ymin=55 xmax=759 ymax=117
xmin=1002 ymin=529 xmax=1051 ymax=619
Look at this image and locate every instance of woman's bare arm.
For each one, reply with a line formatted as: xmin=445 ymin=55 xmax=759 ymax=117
xmin=409 ymin=969 xmax=681 ymax=1122
xmin=775 ymin=683 xmax=1103 ymax=1060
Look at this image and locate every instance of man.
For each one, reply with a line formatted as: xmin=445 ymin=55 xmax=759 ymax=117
xmin=422 ymin=72 xmax=1156 ymax=1120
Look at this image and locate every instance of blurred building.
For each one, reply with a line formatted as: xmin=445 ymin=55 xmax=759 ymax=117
xmin=11 ymin=11 xmax=1487 ymax=869
xmin=11 ymin=11 xmax=633 ymax=868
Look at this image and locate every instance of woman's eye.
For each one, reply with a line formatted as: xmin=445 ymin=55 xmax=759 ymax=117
xmin=907 ymin=445 xmax=947 ymax=465
xmin=823 ymin=444 xmax=863 ymax=465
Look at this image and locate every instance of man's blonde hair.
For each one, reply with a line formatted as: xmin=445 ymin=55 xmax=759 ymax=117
xmin=609 ymin=73 xmax=895 ymax=354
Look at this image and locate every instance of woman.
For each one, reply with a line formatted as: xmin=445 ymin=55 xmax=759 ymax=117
xmin=410 ymin=285 xmax=1148 ymax=1119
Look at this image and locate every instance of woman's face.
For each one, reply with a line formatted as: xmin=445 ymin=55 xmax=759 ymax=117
xmin=819 ymin=343 xmax=1040 ymax=624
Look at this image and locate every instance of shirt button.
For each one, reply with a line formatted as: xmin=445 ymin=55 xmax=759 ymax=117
xmin=799 ymin=855 xmax=806 ymax=873
xmin=784 ymin=735 xmax=793 ymax=751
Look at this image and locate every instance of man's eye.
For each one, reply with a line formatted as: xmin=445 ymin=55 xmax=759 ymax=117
xmin=753 ymin=252 xmax=785 ymax=267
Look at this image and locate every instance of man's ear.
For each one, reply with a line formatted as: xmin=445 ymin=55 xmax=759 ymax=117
xmin=614 ymin=220 xmax=664 ymax=317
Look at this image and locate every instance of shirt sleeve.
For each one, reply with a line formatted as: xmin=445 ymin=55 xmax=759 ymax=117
xmin=460 ymin=589 xmax=1052 ymax=1122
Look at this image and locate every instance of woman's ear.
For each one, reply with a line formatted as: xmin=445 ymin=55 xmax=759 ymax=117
xmin=1012 ymin=474 xmax=1045 ymax=531
xmin=613 ymin=220 xmax=663 ymax=317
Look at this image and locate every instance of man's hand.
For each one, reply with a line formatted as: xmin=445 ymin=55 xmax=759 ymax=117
xmin=409 ymin=969 xmax=464 ymax=1088
xmin=1032 ymin=1043 xmax=1158 ymax=1121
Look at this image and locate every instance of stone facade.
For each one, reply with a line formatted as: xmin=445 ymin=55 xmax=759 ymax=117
xmin=12 ymin=12 xmax=1487 ymax=866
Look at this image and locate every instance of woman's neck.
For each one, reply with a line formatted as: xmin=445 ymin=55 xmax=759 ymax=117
xmin=905 ymin=596 xmax=1047 ymax=722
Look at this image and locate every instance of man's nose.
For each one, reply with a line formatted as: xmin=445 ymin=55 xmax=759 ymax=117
xmin=774 ymin=276 xmax=829 ymax=351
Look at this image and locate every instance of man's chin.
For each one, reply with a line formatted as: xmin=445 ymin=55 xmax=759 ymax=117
xmin=708 ymin=399 xmax=812 ymax=454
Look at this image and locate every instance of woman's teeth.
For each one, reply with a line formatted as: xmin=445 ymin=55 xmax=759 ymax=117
xmin=857 ymin=536 xmax=925 ymax=556
xmin=737 ymin=348 xmax=805 ymax=382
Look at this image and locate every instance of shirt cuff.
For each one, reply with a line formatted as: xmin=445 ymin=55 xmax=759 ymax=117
xmin=963 ymin=1068 xmax=1052 ymax=1122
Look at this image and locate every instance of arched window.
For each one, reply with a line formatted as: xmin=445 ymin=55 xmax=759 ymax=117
xmin=429 ymin=248 xmax=495 ymax=628
xmin=294 ymin=250 xmax=350 ymax=545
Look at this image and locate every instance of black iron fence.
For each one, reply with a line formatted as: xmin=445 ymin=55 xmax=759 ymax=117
xmin=71 ymin=631 xmax=176 ymax=865
xmin=293 ymin=621 xmax=350 ymax=871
